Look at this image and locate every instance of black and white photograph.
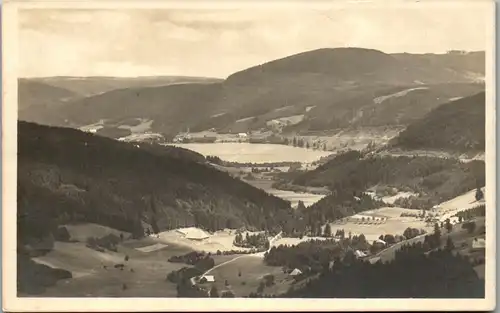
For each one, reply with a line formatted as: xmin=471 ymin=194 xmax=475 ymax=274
xmin=2 ymin=0 xmax=496 ymax=311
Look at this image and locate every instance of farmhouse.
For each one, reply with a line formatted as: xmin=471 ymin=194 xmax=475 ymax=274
xmin=472 ymin=238 xmax=486 ymax=250
xmin=200 ymin=275 xmax=215 ymax=283
xmin=176 ymin=227 xmax=210 ymax=241
xmin=289 ymin=268 xmax=302 ymax=276
xmin=354 ymin=250 xmax=367 ymax=258
xmin=237 ymin=133 xmax=248 ymax=139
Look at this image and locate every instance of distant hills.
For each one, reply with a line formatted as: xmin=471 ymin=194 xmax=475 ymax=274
xmin=390 ymin=92 xmax=485 ymax=154
xmin=20 ymin=76 xmax=222 ymax=97
xmin=17 ymin=122 xmax=295 ymax=247
xmin=18 ymin=48 xmax=485 ymax=138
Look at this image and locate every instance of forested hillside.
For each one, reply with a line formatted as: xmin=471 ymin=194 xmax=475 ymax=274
xmin=280 ymin=150 xmax=485 ymax=217
xmin=283 ymin=245 xmax=484 ymax=298
xmin=18 ymin=122 xmax=295 ymax=246
xmin=391 ymin=92 xmax=485 ymax=153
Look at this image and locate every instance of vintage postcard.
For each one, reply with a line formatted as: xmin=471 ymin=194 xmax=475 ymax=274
xmin=2 ymin=0 xmax=496 ymax=311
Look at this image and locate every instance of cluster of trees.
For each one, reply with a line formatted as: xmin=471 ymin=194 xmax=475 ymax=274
xmin=167 ymin=256 xmax=215 ymax=285
xmin=264 ymin=239 xmax=342 ymax=272
xmin=283 ymin=241 xmax=484 ymax=298
xmin=403 ymin=227 xmax=427 ymax=240
xmin=400 ymin=210 xmax=427 ymax=218
xmin=301 ymin=191 xmax=385 ymax=236
xmin=264 ymin=234 xmax=371 ymax=274
xmin=283 ymin=137 xmax=327 ymax=150
xmin=168 ymin=251 xmax=206 ymax=265
xmin=455 ymin=205 xmax=485 ymax=221
xmin=214 ymin=248 xmax=265 ymax=256
xmin=462 ymin=221 xmax=477 ymax=234
xmin=233 ymin=232 xmax=269 ymax=249
xmin=86 ymin=234 xmax=120 ymax=252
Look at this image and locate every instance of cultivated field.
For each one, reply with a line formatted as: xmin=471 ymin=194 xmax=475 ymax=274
xmin=31 ymin=225 xmax=250 ymax=297
xmin=33 ymin=239 xmax=193 ymax=297
xmin=328 ymin=207 xmax=432 ymax=242
xmin=166 ymin=143 xmax=332 ymax=163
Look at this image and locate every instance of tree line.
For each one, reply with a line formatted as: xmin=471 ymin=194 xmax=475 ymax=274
xmin=283 ymin=241 xmax=484 ymax=298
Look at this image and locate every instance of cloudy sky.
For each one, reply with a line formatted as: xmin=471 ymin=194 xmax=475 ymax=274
xmin=19 ymin=6 xmax=490 ymax=78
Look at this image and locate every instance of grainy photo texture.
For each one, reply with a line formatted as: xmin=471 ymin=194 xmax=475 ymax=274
xmin=3 ymin=0 xmax=496 ymax=311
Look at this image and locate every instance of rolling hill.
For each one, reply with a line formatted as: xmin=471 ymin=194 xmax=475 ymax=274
xmin=18 ymin=48 xmax=485 ymax=138
xmin=389 ymin=92 xmax=485 ymax=153
xmin=18 ymin=80 xmax=77 ymax=111
xmin=21 ymin=76 xmax=223 ymax=97
xmin=17 ymin=122 xmax=296 ymax=249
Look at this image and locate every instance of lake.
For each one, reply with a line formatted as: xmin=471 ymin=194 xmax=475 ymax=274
xmin=165 ymin=143 xmax=332 ymax=163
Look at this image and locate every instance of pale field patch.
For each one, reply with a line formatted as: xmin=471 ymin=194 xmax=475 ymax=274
xmin=134 ymin=243 xmax=168 ymax=253
xmin=329 ymin=206 xmax=432 ymax=242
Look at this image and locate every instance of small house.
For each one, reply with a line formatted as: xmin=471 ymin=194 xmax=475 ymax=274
xmin=200 ymin=275 xmax=215 ymax=283
xmin=289 ymin=268 xmax=303 ymax=276
xmin=176 ymin=227 xmax=210 ymax=241
xmin=373 ymin=239 xmax=386 ymax=247
xmin=237 ymin=133 xmax=248 ymax=139
xmin=354 ymin=250 xmax=367 ymax=258
xmin=472 ymin=238 xmax=486 ymax=250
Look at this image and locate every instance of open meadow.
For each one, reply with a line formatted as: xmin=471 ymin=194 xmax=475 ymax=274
xmin=328 ymin=207 xmax=432 ymax=242
xmin=197 ymin=254 xmax=292 ymax=297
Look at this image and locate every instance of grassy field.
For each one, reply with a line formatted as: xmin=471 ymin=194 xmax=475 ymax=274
xmin=198 ymin=255 xmax=292 ymax=297
xmin=372 ymin=216 xmax=486 ymax=264
xmin=32 ymin=235 xmax=200 ymax=297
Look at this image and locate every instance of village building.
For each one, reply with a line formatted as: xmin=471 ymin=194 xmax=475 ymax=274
xmin=176 ymin=227 xmax=210 ymax=241
xmin=199 ymin=275 xmax=215 ymax=283
xmin=373 ymin=239 xmax=387 ymax=247
xmin=354 ymin=250 xmax=367 ymax=258
xmin=472 ymin=238 xmax=486 ymax=250
xmin=289 ymin=268 xmax=303 ymax=277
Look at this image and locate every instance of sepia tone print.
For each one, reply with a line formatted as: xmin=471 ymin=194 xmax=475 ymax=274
xmin=3 ymin=0 xmax=495 ymax=311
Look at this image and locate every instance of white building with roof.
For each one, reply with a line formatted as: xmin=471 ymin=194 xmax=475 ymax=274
xmin=472 ymin=238 xmax=486 ymax=250
xmin=289 ymin=268 xmax=303 ymax=276
xmin=176 ymin=227 xmax=210 ymax=241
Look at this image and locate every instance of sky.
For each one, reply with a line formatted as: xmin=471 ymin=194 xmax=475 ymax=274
xmin=19 ymin=6 xmax=490 ymax=78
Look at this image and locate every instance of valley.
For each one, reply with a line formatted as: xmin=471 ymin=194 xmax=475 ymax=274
xmin=16 ymin=47 xmax=487 ymax=299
